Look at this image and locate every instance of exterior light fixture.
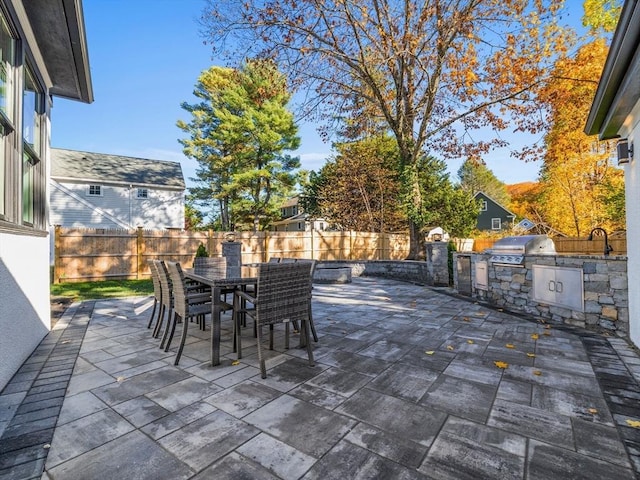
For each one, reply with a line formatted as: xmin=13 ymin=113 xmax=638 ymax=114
xmin=617 ymin=138 xmax=633 ymax=165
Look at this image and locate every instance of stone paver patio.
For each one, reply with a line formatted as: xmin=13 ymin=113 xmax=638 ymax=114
xmin=2 ymin=277 xmax=640 ymax=479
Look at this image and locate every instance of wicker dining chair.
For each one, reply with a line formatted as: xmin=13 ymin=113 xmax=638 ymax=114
xmin=232 ymin=262 xmax=315 ymax=378
xmin=294 ymin=259 xmax=319 ymax=343
xmin=164 ymin=261 xmax=228 ymax=365
xmin=154 ymin=260 xmax=174 ymax=342
xmin=147 ymin=260 xmax=163 ymax=330
xmin=193 ymin=256 xmax=227 ymax=276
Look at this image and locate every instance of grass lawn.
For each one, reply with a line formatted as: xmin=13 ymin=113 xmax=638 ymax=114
xmin=51 ymin=279 xmax=153 ymax=302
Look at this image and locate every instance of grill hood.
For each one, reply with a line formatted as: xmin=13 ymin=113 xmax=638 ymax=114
xmin=488 ymin=235 xmax=556 ymax=266
xmin=489 ymin=235 xmax=557 ymax=255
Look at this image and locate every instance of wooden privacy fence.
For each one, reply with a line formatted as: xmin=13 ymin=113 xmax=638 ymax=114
xmin=472 ymin=236 xmax=627 ymax=255
xmin=53 ymin=226 xmax=411 ymax=283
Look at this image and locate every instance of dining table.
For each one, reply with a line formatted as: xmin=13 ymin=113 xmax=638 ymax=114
xmin=184 ymin=264 xmax=258 ymax=366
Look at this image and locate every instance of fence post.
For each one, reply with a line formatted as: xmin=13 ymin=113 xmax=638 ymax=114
xmin=136 ymin=227 xmax=145 ymax=279
xmin=53 ymin=225 xmax=62 ymax=284
xmin=263 ymin=231 xmax=269 ymax=262
xmin=207 ymin=229 xmax=215 ymax=256
xmin=311 ymin=228 xmax=315 ymax=260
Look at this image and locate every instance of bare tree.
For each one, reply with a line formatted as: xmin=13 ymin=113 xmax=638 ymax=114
xmin=202 ymin=0 xmax=572 ymax=258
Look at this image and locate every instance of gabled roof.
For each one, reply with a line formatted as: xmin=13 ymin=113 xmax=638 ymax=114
xmin=473 ymin=191 xmax=516 ymax=217
xmin=585 ymin=0 xmax=640 ymax=139
xmin=51 ymin=148 xmax=185 ymax=189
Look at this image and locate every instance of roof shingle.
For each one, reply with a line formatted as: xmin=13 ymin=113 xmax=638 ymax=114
xmin=51 ymin=148 xmax=185 ymax=189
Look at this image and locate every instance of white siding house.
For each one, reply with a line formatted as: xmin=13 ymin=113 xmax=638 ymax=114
xmin=50 ymin=148 xmax=185 ymax=229
xmin=586 ymin=0 xmax=640 ymax=347
xmin=0 ymin=1 xmax=93 ymax=390
xmin=271 ymin=196 xmax=328 ymax=232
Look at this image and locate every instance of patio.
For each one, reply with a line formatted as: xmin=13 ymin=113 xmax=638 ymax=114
xmin=2 ymin=276 xmax=640 ymax=479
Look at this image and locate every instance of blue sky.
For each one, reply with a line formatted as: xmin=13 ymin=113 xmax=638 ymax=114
xmin=52 ymin=0 xmax=587 ymax=187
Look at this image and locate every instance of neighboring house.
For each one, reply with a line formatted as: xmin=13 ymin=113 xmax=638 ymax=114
xmin=585 ymin=0 xmax=640 ymax=348
xmin=51 ymin=148 xmax=185 ymax=230
xmin=271 ymin=196 xmax=327 ymax=232
xmin=0 ymin=2 xmax=92 ymax=390
xmin=474 ymin=192 xmax=516 ymax=231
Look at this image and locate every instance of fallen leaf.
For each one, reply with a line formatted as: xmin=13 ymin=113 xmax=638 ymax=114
xmin=526 ymin=353 xmax=536 ymax=358
xmin=463 ymin=317 xmax=471 ymax=322
xmin=116 ymin=376 xmax=125 ymax=383
xmin=588 ymin=408 xmax=598 ymax=415
xmin=533 ymin=370 xmax=542 ymax=376
xmin=231 ymin=360 xmax=240 ymax=366
xmin=43 ymin=444 xmax=51 ymax=449
xmin=497 ymin=308 xmax=504 ymax=312
xmin=425 ymin=351 xmax=435 ymax=355
xmin=467 ymin=339 xmax=475 ymax=344
xmin=543 ymin=331 xmax=551 ymax=336
xmin=505 ymin=344 xmax=515 ymax=349
xmin=626 ymin=419 xmax=640 ymax=428
xmin=544 ymin=324 xmax=551 ymax=329
xmin=61 ymin=340 xmax=70 ymax=344
xmin=531 ymin=333 xmax=539 ymax=340
xmin=446 ymin=345 xmax=454 ymax=351
xmin=410 ymin=301 xmax=417 ymax=308
xmin=494 ymin=361 xmax=509 ymax=369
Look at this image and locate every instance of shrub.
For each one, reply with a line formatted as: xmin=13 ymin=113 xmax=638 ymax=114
xmin=195 ymin=243 xmax=209 ymax=258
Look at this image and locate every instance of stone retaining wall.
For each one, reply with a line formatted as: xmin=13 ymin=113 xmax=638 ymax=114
xmin=315 ymin=242 xmax=450 ymax=287
xmin=454 ymin=253 xmax=629 ymax=336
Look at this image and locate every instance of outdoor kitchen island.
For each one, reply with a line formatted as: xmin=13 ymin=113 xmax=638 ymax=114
xmin=454 ymin=235 xmax=629 ymax=336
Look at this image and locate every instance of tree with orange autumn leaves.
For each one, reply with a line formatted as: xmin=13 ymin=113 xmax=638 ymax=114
xmin=202 ymin=0 xmax=572 ymax=258
xmin=516 ymin=0 xmax=625 ymax=236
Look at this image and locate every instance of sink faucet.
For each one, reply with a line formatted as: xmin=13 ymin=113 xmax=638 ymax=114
xmin=588 ymin=227 xmax=613 ymax=256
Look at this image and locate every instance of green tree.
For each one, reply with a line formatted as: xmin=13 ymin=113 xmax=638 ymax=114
xmin=401 ymin=156 xmax=479 ymax=238
xmin=184 ymin=197 xmax=205 ymax=231
xmin=309 ymin=135 xmax=405 ymax=232
xmin=203 ymin=0 xmax=572 ymax=258
xmin=178 ymin=59 xmax=301 ymax=231
xmin=457 ymin=159 xmax=511 ymax=207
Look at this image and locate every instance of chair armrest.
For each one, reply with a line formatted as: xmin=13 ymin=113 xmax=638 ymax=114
xmin=235 ymin=289 xmax=256 ymax=304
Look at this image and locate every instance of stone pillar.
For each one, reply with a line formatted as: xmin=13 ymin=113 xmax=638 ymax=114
xmin=222 ymin=241 xmax=242 ymax=277
xmin=425 ymin=241 xmax=449 ymax=286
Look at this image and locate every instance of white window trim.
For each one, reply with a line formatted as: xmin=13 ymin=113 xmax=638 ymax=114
xmin=491 ymin=218 xmax=501 ymax=230
xmin=87 ymin=185 xmax=102 ymax=196
xmin=136 ymin=188 xmax=148 ymax=199
xmin=481 ymin=200 xmax=488 ymax=211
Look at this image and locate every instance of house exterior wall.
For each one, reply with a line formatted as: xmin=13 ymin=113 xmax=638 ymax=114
xmin=475 ymin=193 xmax=514 ymax=231
xmin=51 ymin=181 xmax=184 ymax=229
xmin=0 ymin=233 xmax=50 ymax=389
xmin=620 ymin=101 xmax=640 ymax=346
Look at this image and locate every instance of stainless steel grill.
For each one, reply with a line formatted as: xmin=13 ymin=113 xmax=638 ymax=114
xmin=488 ymin=235 xmax=556 ymax=266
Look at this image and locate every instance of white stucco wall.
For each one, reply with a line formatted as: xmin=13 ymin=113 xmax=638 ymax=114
xmin=621 ymin=101 xmax=640 ymax=348
xmin=619 ymin=102 xmax=640 ymax=347
xmin=0 ymin=232 xmax=51 ymax=390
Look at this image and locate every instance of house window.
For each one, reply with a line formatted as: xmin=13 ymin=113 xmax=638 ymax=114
xmin=481 ymin=200 xmax=488 ymax=211
xmin=136 ymin=188 xmax=148 ymax=199
xmin=88 ymin=185 xmax=102 ymax=196
xmin=0 ymin=15 xmax=15 ymax=220
xmin=491 ymin=218 xmax=501 ymax=230
xmin=22 ymin=65 xmax=43 ymax=225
